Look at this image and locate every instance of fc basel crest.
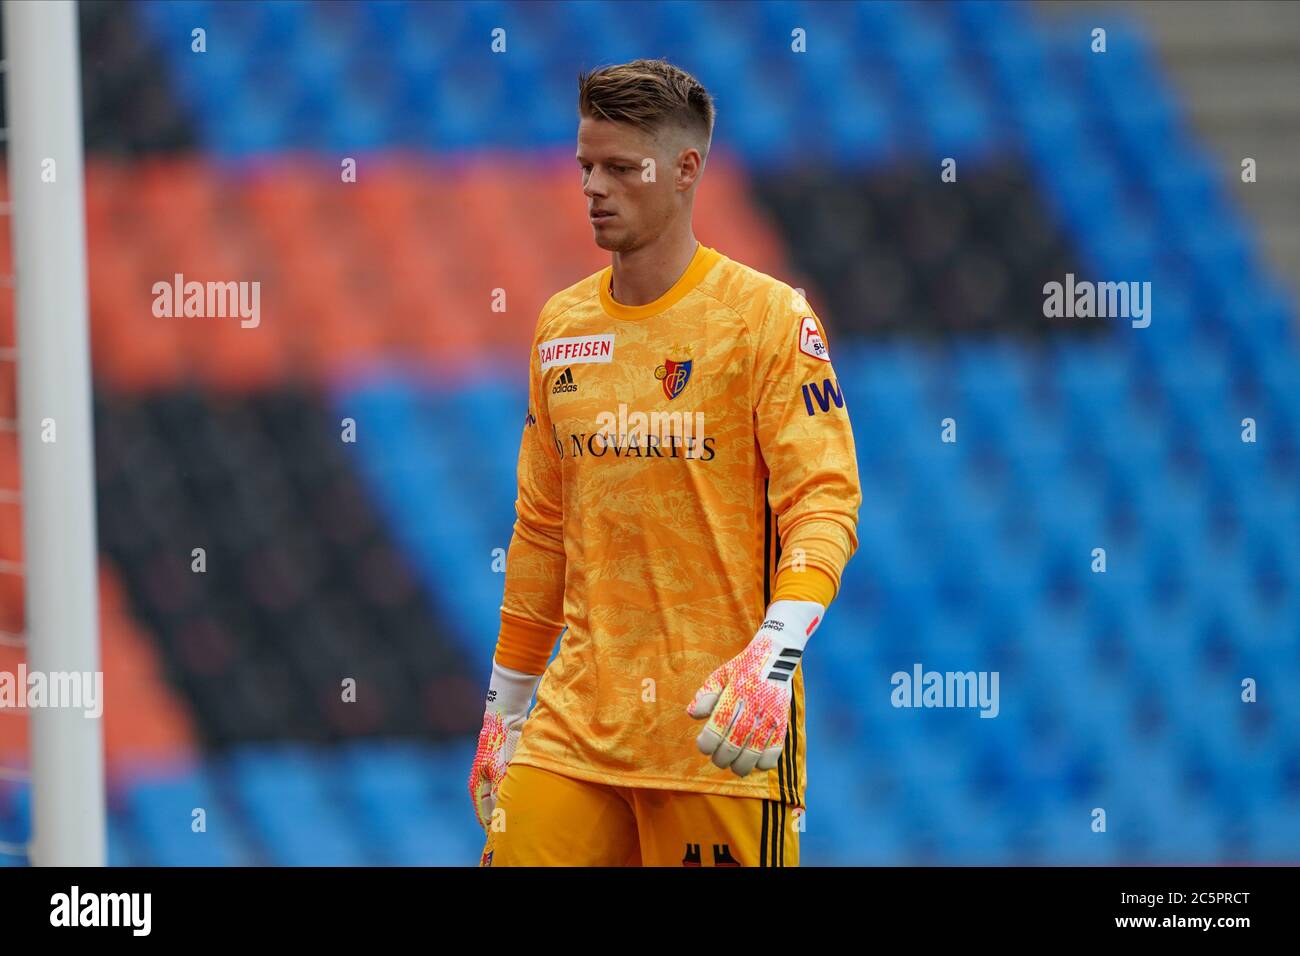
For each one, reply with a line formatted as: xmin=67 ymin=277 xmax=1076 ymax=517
xmin=654 ymin=346 xmax=694 ymax=401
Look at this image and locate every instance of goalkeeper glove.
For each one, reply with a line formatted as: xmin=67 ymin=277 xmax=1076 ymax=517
xmin=468 ymin=658 xmax=542 ymax=831
xmin=686 ymin=600 xmax=824 ymax=777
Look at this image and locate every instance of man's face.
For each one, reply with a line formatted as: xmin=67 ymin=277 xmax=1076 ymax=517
xmin=576 ymin=116 xmax=681 ymax=253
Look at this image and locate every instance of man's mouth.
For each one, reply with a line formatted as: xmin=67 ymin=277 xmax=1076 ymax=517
xmin=590 ymin=210 xmax=616 ymax=221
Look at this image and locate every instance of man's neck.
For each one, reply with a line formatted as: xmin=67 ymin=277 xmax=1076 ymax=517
xmin=609 ymin=230 xmax=699 ymax=307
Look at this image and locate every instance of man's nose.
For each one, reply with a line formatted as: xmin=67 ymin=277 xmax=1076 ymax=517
xmin=583 ymin=170 xmax=607 ymax=197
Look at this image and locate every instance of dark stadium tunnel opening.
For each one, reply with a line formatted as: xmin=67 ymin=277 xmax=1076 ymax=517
xmin=92 ymin=386 xmax=481 ymax=750
xmin=750 ymin=159 xmax=1102 ymax=340
xmin=0 ymin=0 xmax=200 ymax=156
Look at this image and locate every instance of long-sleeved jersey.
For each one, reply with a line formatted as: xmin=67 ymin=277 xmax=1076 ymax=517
xmin=501 ymin=242 xmax=861 ymax=805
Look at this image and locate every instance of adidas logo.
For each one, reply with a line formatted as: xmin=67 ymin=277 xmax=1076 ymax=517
xmin=552 ymin=367 xmax=579 ymax=394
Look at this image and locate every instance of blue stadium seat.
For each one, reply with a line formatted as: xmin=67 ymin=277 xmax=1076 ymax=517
xmin=111 ymin=0 xmax=1300 ymax=865
xmin=224 ymin=746 xmax=372 ymax=865
xmin=123 ymin=767 xmax=250 ymax=866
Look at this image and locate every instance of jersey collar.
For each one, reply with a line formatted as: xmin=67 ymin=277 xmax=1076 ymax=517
xmin=599 ymin=243 xmax=722 ymax=320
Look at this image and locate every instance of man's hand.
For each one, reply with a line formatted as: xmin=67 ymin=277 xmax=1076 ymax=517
xmin=686 ymin=600 xmax=824 ymax=777
xmin=468 ymin=660 xmax=543 ymax=831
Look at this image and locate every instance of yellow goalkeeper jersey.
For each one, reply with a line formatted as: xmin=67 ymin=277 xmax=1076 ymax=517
xmin=502 ymin=242 xmax=861 ymax=805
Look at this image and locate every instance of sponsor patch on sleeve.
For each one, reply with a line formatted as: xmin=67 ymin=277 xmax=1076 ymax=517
xmin=798 ymin=316 xmax=830 ymax=362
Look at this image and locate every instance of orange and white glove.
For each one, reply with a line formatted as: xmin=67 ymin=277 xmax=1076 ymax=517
xmin=468 ymin=659 xmax=542 ymax=831
xmin=686 ymin=600 xmax=824 ymax=777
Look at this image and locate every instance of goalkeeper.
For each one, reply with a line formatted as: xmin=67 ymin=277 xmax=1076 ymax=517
xmin=468 ymin=58 xmax=861 ymax=867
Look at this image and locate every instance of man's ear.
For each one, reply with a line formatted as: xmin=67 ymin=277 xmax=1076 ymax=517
xmin=677 ymin=146 xmax=704 ymax=191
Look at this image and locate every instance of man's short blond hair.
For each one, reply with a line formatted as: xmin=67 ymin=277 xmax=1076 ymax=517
xmin=578 ymin=58 xmax=715 ymax=158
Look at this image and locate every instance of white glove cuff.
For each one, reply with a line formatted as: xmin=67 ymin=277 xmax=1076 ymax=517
xmin=487 ymin=658 xmax=543 ymax=726
xmin=757 ymin=599 xmax=826 ymax=655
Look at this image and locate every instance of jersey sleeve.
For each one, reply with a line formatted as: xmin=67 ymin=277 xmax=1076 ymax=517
xmin=752 ymin=290 xmax=862 ymax=598
xmin=498 ymin=307 xmax=567 ymax=643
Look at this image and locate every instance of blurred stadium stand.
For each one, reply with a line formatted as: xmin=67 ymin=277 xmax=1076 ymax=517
xmin=1 ymin=0 xmax=1297 ymax=865
xmin=1040 ymin=0 xmax=1300 ymax=286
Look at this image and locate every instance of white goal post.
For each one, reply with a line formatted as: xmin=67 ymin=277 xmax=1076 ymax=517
xmin=3 ymin=0 xmax=106 ymax=867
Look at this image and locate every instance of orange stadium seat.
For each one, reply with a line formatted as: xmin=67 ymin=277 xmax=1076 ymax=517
xmin=89 ymin=258 xmax=187 ymax=391
xmin=0 ymin=354 xmax=15 ymax=422
xmin=0 ymin=432 xmax=18 ymax=508
xmin=97 ymin=564 xmax=198 ymax=765
xmin=77 ymin=154 xmax=796 ymax=391
xmin=0 ymin=501 xmax=19 ymax=570
xmin=0 ymin=564 xmax=197 ymax=768
xmin=0 ymin=637 xmax=24 ymax=758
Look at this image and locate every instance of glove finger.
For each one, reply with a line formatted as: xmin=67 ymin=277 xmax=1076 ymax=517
xmin=725 ymin=706 xmax=757 ymax=751
xmin=470 ymin=772 xmax=495 ymax=830
xmin=756 ymin=742 xmax=784 ymax=771
xmin=695 ymin=722 xmax=724 ymax=756
xmin=730 ymin=745 xmax=763 ymax=777
xmin=686 ymin=665 xmax=727 ymax=718
xmin=730 ymin=713 xmax=779 ymax=777
xmin=704 ymin=685 xmax=743 ymax=738
xmin=468 ymin=777 xmax=481 ymax=826
xmin=686 ymin=690 xmax=720 ymax=721
xmin=469 ymin=746 xmax=489 ymax=825
xmin=712 ymin=706 xmax=756 ymax=769
xmin=696 ymin=688 xmax=743 ymax=755
xmin=711 ymin=737 xmax=745 ymax=770
xmin=469 ymin=716 xmax=518 ymax=831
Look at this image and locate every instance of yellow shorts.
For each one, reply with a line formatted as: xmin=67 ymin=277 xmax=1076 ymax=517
xmin=479 ymin=762 xmax=800 ymax=867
